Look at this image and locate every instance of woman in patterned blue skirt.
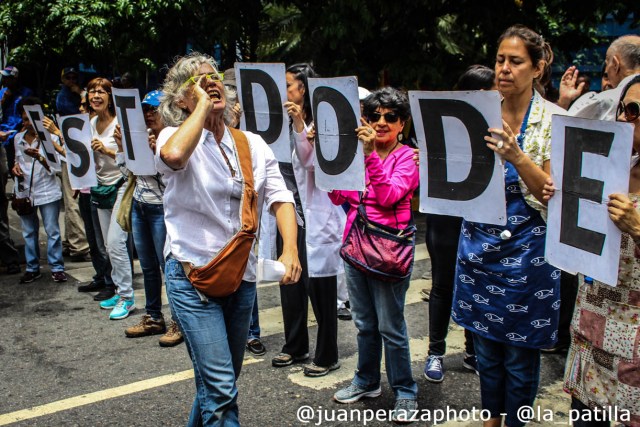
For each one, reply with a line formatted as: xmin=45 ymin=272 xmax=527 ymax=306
xmin=451 ymin=25 xmax=566 ymax=427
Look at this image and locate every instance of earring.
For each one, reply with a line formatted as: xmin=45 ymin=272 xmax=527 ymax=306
xmin=397 ymin=133 xmax=404 ymax=142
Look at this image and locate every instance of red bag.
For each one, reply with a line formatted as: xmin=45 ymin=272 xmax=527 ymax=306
xmin=340 ymin=204 xmax=416 ymax=283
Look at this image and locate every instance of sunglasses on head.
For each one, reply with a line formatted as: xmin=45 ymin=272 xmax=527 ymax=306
xmin=618 ymin=100 xmax=640 ymax=122
xmin=181 ymin=73 xmax=221 ymax=88
xmin=368 ymin=111 xmax=400 ymax=124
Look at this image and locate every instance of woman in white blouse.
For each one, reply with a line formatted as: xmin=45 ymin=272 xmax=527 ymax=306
xmin=11 ymin=97 xmax=65 ymax=284
xmin=86 ymin=77 xmax=134 ymax=320
xmin=157 ymin=52 xmax=301 ymax=426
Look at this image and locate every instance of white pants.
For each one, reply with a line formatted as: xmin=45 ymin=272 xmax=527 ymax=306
xmin=97 ymin=184 xmax=133 ymax=299
xmin=337 ymin=272 xmax=349 ymax=309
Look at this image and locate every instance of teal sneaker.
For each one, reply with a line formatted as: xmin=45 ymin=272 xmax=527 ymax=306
xmin=109 ymin=297 xmax=135 ymax=320
xmin=99 ymin=294 xmax=120 ymax=310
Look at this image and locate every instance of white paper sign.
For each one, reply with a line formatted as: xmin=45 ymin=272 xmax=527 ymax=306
xmin=56 ymin=114 xmax=98 ymax=189
xmin=235 ymin=63 xmax=290 ymax=162
xmin=308 ymin=76 xmax=364 ymax=192
xmin=111 ymin=88 xmax=156 ymax=175
xmin=546 ymin=115 xmax=633 ymax=286
xmin=410 ymin=90 xmax=506 ymax=225
xmin=22 ymin=105 xmax=62 ymax=172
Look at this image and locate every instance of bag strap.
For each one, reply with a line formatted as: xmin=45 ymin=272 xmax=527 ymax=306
xmin=18 ymin=139 xmax=39 ymax=199
xmin=228 ymin=127 xmax=257 ymax=232
xmin=26 ymin=157 xmax=36 ymax=198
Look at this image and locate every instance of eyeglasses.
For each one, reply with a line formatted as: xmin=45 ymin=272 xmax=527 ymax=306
xmin=617 ymin=100 xmax=640 ymax=122
xmin=368 ymin=111 xmax=400 ymax=124
xmin=88 ymin=89 xmax=109 ymax=96
xmin=181 ymin=73 xmax=221 ymax=88
xmin=142 ymin=105 xmax=158 ymax=114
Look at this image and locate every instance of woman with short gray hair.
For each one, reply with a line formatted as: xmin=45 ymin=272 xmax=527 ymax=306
xmin=156 ymin=52 xmax=301 ymax=426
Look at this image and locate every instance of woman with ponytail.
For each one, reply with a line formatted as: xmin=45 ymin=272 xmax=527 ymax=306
xmin=451 ymin=25 xmax=566 ymax=427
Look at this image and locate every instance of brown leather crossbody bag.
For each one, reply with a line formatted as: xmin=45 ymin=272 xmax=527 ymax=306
xmin=182 ymin=128 xmax=258 ymax=298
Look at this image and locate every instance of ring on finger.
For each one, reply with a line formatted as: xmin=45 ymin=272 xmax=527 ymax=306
xmin=368 ymin=129 xmax=373 ymax=135
xmin=497 ymin=141 xmax=504 ymax=149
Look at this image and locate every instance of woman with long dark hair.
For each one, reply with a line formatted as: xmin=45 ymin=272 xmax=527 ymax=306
xmin=451 ymin=25 xmax=566 ymax=427
xmin=270 ymin=63 xmax=345 ymax=377
xmin=423 ymin=65 xmax=496 ymax=383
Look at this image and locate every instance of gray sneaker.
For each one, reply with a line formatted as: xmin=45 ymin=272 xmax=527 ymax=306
xmin=333 ymin=383 xmax=381 ymax=404
xmin=391 ymin=399 xmax=418 ymax=424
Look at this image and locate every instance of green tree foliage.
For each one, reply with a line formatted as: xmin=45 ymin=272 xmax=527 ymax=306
xmin=259 ymin=0 xmax=638 ymax=89
xmin=0 ymin=0 xmax=637 ymax=95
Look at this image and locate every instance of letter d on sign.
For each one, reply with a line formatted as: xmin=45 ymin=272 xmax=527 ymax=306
xmin=238 ymin=68 xmax=284 ymax=145
xmin=420 ymin=99 xmax=495 ymax=201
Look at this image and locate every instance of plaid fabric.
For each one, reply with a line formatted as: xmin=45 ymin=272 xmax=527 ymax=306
xmin=564 ymin=196 xmax=640 ymax=426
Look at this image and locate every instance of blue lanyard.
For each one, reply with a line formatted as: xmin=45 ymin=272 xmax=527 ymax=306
xmin=516 ymin=95 xmax=534 ymax=148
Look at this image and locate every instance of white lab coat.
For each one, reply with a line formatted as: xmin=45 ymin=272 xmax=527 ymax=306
xmin=258 ymin=125 xmax=346 ymax=278
xmin=291 ymin=124 xmax=346 ymax=278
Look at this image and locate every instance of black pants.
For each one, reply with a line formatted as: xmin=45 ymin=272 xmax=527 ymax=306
xmin=78 ymin=193 xmax=112 ymax=285
xmin=557 ymin=271 xmax=579 ymax=347
xmin=277 ymin=225 xmax=338 ymax=366
xmin=0 ymin=169 xmax=20 ymax=266
xmin=426 ymin=213 xmax=474 ymax=356
xmin=571 ymin=397 xmax=612 ymax=427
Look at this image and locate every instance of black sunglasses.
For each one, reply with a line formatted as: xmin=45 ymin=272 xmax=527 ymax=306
xmin=368 ymin=111 xmax=400 ymax=124
xmin=618 ymin=100 xmax=640 ymax=122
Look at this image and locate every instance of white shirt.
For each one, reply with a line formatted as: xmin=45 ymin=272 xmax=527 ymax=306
xmin=568 ymin=74 xmax=640 ymax=121
xmin=156 ymin=126 xmax=294 ymax=282
xmin=291 ymin=125 xmax=346 ymax=277
xmin=91 ymin=116 xmax=122 ymax=185
xmin=14 ymin=131 xmax=62 ymax=206
xmin=115 ymin=152 xmax=164 ymax=204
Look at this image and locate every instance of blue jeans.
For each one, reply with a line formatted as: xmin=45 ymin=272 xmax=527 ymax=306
xmin=473 ymin=334 xmax=541 ymax=427
xmin=344 ymin=263 xmax=417 ymax=400
xmin=165 ymin=256 xmax=255 ymax=427
xmin=19 ymin=200 xmax=64 ymax=273
xmin=132 ymin=200 xmax=166 ymax=318
xmin=247 ymin=293 xmax=260 ymax=341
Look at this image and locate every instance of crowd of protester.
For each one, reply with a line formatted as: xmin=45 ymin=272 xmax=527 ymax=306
xmin=0 ymin=24 xmax=639 ymax=427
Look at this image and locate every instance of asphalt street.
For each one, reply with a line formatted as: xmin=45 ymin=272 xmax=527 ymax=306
xmin=0 ymin=205 xmax=573 ymax=426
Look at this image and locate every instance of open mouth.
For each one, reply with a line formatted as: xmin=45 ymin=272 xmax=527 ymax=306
xmin=207 ymin=88 xmax=222 ymax=101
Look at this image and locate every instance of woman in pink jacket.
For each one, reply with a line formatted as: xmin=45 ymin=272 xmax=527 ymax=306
xmin=329 ymin=87 xmax=419 ymax=422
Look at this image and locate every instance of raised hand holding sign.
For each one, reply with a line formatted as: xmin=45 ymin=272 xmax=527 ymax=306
xmin=22 ymin=105 xmax=62 ymax=172
xmin=235 ymin=63 xmax=289 ymax=163
xmin=409 ymin=90 xmax=506 ymax=225
xmin=546 ymin=115 xmax=633 ymax=286
xmin=308 ymin=76 xmax=364 ymax=192
xmin=56 ymin=113 xmax=98 ymax=189
xmin=111 ymin=88 xmax=156 ymax=175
